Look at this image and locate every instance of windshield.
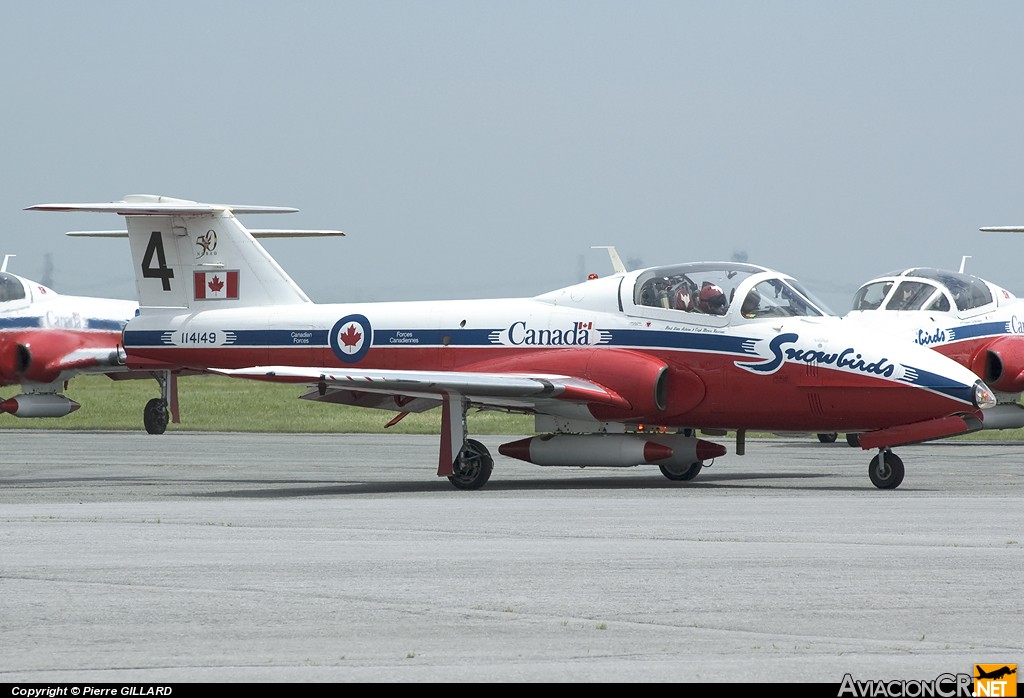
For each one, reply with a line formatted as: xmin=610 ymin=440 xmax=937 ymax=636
xmin=885 ymin=281 xmax=938 ymax=311
xmin=0 ymin=272 xmax=27 ymax=303
xmin=853 ymin=268 xmax=993 ymax=313
xmin=739 ymin=279 xmax=833 ymax=318
xmin=852 ymin=281 xmax=891 ymax=310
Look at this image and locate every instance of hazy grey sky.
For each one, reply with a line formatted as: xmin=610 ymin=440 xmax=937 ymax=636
xmin=3 ymin=1 xmax=1024 ymax=313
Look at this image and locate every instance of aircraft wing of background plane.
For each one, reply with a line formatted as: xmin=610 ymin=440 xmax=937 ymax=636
xmin=29 ymin=194 xmax=998 ymax=490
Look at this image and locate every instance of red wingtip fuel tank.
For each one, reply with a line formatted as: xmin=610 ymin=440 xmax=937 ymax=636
xmin=0 ymin=394 xmax=81 ymax=418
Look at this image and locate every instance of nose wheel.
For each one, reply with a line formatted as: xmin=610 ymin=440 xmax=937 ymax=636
xmin=868 ymin=449 xmax=905 ymax=489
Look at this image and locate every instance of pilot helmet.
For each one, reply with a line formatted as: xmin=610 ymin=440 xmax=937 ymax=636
xmin=742 ymin=288 xmax=761 ymax=316
xmin=699 ymin=283 xmax=728 ymax=314
xmin=674 ymin=287 xmax=694 ymax=311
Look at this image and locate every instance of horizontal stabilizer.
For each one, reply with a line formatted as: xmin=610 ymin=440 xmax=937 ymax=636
xmin=980 ymin=226 xmax=1024 ymax=233
xmin=66 ymin=229 xmax=345 ymax=238
xmin=27 ymin=195 xmax=297 ymax=216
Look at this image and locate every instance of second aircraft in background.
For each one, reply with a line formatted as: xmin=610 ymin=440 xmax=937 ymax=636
xmin=0 ymin=255 xmax=176 ymax=426
xmin=816 ymin=254 xmax=1024 ymax=445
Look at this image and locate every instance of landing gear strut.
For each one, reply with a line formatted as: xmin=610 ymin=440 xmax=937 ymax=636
xmin=868 ymin=449 xmax=905 ymax=490
xmin=143 ymin=370 xmax=177 ymax=435
xmin=439 ymin=393 xmax=493 ymax=490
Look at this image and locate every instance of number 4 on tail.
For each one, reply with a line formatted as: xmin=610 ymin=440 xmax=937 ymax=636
xmin=141 ymin=231 xmax=174 ymax=291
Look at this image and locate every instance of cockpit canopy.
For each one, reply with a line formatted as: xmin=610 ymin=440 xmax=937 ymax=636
xmin=633 ymin=262 xmax=833 ymax=321
xmin=851 ymin=268 xmax=1003 ymax=314
xmin=0 ymin=272 xmax=28 ymax=303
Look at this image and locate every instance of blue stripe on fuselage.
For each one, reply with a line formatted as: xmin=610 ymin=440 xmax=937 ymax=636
xmin=124 ymin=326 xmax=760 ymax=355
xmin=947 ymin=321 xmax=1012 ymax=341
xmin=900 ymin=365 xmax=974 ymax=404
xmin=0 ymin=316 xmax=125 ymax=331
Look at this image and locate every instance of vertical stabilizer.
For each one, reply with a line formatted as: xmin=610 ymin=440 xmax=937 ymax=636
xmin=27 ymin=195 xmax=340 ymax=311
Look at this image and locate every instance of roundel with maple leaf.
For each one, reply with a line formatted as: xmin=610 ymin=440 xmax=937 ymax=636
xmin=330 ymin=314 xmax=373 ymax=363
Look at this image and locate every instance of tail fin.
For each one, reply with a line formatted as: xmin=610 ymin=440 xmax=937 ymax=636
xmin=27 ymin=194 xmax=343 ymax=311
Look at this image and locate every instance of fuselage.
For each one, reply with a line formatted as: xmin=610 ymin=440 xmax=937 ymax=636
xmin=123 ymin=263 xmax=986 ymax=433
xmin=0 ymin=271 xmax=137 ymax=386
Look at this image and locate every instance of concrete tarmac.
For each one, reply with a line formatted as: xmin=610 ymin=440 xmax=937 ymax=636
xmin=1 ymin=431 xmax=1021 ymax=683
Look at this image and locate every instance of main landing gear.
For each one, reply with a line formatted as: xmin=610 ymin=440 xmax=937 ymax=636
xmin=868 ymin=449 xmax=905 ymax=490
xmin=658 ymin=461 xmax=704 ymax=481
xmin=440 ymin=395 xmax=494 ymax=491
xmin=449 ymin=438 xmax=494 ymax=491
xmin=815 ymin=432 xmax=861 ymax=447
xmin=143 ymin=397 xmax=169 ymax=435
xmin=143 ymin=370 xmax=178 ymax=435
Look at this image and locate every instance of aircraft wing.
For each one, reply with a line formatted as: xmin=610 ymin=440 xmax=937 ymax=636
xmin=210 ymin=365 xmax=632 ymax=409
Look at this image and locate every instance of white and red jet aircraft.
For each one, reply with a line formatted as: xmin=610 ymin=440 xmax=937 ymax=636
xmin=29 ymin=195 xmax=998 ymax=490
xmin=0 ymin=257 xmax=149 ymax=421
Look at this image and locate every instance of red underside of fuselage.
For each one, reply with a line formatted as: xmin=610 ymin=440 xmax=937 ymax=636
xmin=128 ymin=344 xmax=969 ymax=432
xmin=0 ymin=329 xmax=124 ymax=387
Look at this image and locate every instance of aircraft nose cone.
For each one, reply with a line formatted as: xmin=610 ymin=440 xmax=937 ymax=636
xmin=973 ymin=380 xmax=997 ymax=409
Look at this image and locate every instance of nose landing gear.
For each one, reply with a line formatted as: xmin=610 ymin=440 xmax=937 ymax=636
xmin=868 ymin=449 xmax=905 ymax=489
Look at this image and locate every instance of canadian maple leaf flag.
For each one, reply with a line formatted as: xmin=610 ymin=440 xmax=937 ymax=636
xmin=194 ymin=270 xmax=239 ymax=300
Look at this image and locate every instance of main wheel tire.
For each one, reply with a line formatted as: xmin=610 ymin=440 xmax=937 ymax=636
xmin=817 ymin=433 xmax=838 ymax=443
xmin=449 ymin=438 xmax=493 ymax=490
xmin=868 ymin=451 xmax=905 ymax=490
xmin=143 ymin=398 xmax=169 ymax=435
xmin=659 ymin=461 xmax=703 ymax=481
xmin=846 ymin=433 xmax=861 ymax=447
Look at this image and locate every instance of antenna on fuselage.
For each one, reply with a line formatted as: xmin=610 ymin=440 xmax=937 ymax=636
xmin=959 ymin=255 xmax=971 ymax=274
xmin=1 ymin=254 xmax=14 ymax=272
xmin=592 ymin=246 xmax=627 ymax=274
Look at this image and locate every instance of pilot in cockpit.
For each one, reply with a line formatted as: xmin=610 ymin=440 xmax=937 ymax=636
xmin=696 ymin=282 xmax=728 ymax=315
xmin=741 ymin=288 xmax=761 ymax=318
